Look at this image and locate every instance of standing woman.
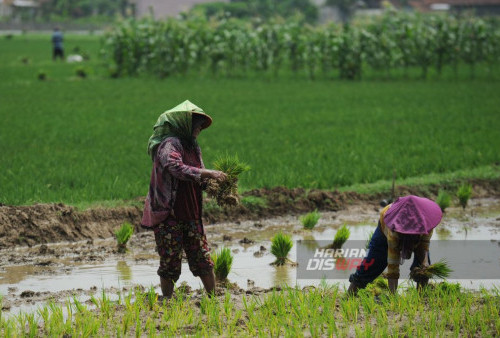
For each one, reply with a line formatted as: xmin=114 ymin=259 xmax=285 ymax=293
xmin=348 ymin=195 xmax=443 ymax=294
xmin=142 ymin=100 xmax=226 ymax=299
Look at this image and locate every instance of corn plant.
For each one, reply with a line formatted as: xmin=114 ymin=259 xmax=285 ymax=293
xmin=332 ymin=225 xmax=350 ymax=249
xmin=115 ymin=222 xmax=134 ymax=253
xmin=457 ymin=184 xmax=472 ymax=210
xmin=436 ymin=190 xmax=452 ymax=213
xmin=211 ymin=247 xmax=234 ymax=281
xmin=300 ymin=209 xmax=320 ymax=229
xmin=271 ymin=232 xmax=293 ymax=265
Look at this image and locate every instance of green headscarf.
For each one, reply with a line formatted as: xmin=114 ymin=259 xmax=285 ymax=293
xmin=147 ymin=100 xmax=212 ymax=159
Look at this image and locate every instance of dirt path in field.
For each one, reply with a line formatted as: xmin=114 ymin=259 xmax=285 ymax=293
xmin=1 ymin=178 xmax=499 ymax=249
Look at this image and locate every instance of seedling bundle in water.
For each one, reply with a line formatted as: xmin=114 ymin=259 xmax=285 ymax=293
xmin=457 ymin=184 xmax=472 ymax=210
xmin=115 ymin=222 xmax=134 ymax=253
xmin=328 ymin=224 xmax=350 ymax=249
xmin=300 ymin=209 xmax=321 ymax=229
xmin=206 ymin=154 xmax=250 ymax=207
xmin=211 ymin=247 xmax=233 ymax=281
xmin=271 ymin=232 xmax=293 ymax=266
xmin=436 ymin=190 xmax=451 ymax=213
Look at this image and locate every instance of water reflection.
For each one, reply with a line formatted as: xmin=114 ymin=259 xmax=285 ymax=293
xmin=272 ymin=264 xmax=292 ymax=287
xmin=116 ymin=261 xmax=132 ymax=281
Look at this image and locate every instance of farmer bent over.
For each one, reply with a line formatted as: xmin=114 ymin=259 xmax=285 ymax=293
xmin=142 ymin=100 xmax=226 ymax=299
xmin=347 ymin=195 xmax=443 ymax=294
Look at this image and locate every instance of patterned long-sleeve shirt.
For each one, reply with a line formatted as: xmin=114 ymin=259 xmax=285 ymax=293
xmin=141 ymin=137 xmax=205 ymax=228
xmin=379 ymin=204 xmax=433 ymax=279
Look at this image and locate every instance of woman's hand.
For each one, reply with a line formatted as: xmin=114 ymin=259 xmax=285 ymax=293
xmin=201 ymin=169 xmax=227 ymax=181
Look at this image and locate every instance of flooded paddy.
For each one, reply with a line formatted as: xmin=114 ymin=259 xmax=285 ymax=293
xmin=1 ymin=198 xmax=499 ymax=317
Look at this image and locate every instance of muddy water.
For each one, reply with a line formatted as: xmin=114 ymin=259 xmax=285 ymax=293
xmin=1 ymin=198 xmax=499 ymax=316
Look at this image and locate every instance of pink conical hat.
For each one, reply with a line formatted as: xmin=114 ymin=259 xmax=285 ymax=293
xmin=383 ymin=195 xmax=442 ymax=235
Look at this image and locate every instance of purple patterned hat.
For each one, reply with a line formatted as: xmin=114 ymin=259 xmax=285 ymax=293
xmin=383 ymin=195 xmax=442 ymax=235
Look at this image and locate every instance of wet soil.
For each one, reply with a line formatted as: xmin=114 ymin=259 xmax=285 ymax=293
xmin=0 ymin=179 xmax=499 ymax=315
xmin=1 ymin=178 xmax=499 ymax=249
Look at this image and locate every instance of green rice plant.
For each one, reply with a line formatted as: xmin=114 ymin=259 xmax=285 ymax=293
xmin=332 ymin=225 xmax=350 ymax=249
xmin=146 ymin=285 xmax=157 ymax=311
xmin=211 ymin=247 xmax=234 ymax=281
xmin=72 ymin=296 xmax=86 ymax=314
xmin=271 ymin=232 xmax=293 ymax=266
xmin=300 ymin=209 xmax=321 ymax=229
xmin=115 ymin=222 xmax=134 ymax=253
xmin=457 ymin=184 xmax=472 ymax=209
xmin=207 ymin=154 xmax=250 ymax=207
xmin=410 ymin=259 xmax=453 ymax=280
xmin=436 ymin=190 xmax=452 ymax=213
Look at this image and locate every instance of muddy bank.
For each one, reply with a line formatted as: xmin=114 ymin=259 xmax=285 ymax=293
xmin=1 ymin=178 xmax=499 ymax=249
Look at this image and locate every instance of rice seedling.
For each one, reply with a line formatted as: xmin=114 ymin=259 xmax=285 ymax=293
xmin=300 ymin=209 xmax=321 ymax=229
xmin=206 ymin=154 xmax=250 ymax=207
xmin=271 ymin=232 xmax=293 ymax=265
xmin=410 ymin=259 xmax=453 ymax=280
xmin=115 ymin=222 xmax=134 ymax=253
xmin=457 ymin=184 xmax=472 ymax=209
xmin=211 ymin=247 xmax=234 ymax=281
xmin=330 ymin=225 xmax=350 ymax=249
xmin=436 ymin=190 xmax=452 ymax=212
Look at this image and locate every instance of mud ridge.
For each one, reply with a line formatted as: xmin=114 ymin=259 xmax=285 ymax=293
xmin=0 ymin=178 xmax=499 ymax=249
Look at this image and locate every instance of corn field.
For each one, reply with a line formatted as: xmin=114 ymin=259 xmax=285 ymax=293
xmin=102 ymin=12 xmax=500 ymax=80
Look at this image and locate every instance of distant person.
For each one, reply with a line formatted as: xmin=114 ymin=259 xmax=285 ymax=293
xmin=52 ymin=27 xmax=64 ymax=61
xmin=347 ymin=195 xmax=443 ymax=295
xmin=142 ymin=100 xmax=227 ymax=299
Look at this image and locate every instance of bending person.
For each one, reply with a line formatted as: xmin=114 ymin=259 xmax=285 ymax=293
xmin=348 ymin=195 xmax=443 ymax=294
xmin=142 ymin=100 xmax=226 ymax=299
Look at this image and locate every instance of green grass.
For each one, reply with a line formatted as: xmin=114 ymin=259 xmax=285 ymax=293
xmin=1 ymin=34 xmax=500 ymax=205
xmin=1 ymin=284 xmax=499 ymax=336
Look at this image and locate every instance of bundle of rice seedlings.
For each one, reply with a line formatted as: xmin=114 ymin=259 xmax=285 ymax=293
xmin=206 ymin=154 xmax=250 ymax=207
xmin=330 ymin=225 xmax=350 ymax=249
xmin=436 ymin=190 xmax=451 ymax=213
xmin=211 ymin=247 xmax=233 ymax=281
xmin=115 ymin=222 xmax=134 ymax=253
xmin=300 ymin=209 xmax=321 ymax=229
xmin=457 ymin=184 xmax=472 ymax=210
xmin=271 ymin=232 xmax=293 ymax=266
xmin=410 ymin=259 xmax=453 ymax=280
xmin=366 ymin=276 xmax=389 ymax=296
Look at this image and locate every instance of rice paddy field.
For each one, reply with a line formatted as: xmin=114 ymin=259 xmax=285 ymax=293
xmin=1 ymin=33 xmax=500 ymax=206
xmin=1 ymin=32 xmax=500 ymax=336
